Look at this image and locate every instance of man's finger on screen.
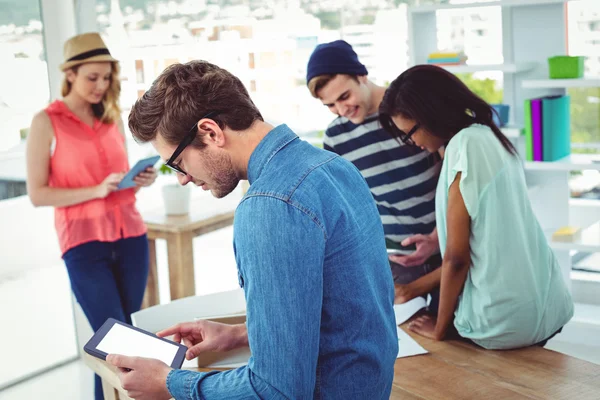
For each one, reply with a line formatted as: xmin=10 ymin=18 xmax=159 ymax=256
xmin=107 ymin=354 xmax=137 ymax=369
xmin=173 ymin=333 xmax=181 ymax=343
xmin=157 ymin=322 xmax=194 ymax=338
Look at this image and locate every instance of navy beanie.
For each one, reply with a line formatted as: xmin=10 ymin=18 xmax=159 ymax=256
xmin=306 ymin=40 xmax=368 ymax=84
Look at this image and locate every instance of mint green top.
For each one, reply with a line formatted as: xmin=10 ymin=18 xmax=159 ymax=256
xmin=436 ymin=124 xmax=573 ymax=350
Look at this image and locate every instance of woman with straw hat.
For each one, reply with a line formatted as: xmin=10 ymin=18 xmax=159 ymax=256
xmin=26 ymin=32 xmax=157 ymax=400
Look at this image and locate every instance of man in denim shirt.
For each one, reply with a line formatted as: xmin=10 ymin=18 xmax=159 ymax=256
xmin=107 ymin=61 xmax=398 ymax=399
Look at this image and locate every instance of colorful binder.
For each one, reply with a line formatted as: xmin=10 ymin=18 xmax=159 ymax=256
xmin=531 ymin=99 xmax=543 ymax=161
xmin=523 ymin=99 xmax=533 ymax=161
xmin=541 ymin=95 xmax=571 ymax=162
xmin=523 ymin=95 xmax=571 ymax=163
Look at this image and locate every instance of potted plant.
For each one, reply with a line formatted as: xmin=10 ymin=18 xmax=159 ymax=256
xmin=159 ymin=163 xmax=191 ymax=216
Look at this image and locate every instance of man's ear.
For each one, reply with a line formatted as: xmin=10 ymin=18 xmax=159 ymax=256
xmin=357 ymin=75 xmax=368 ymax=85
xmin=199 ymin=119 xmax=226 ymax=147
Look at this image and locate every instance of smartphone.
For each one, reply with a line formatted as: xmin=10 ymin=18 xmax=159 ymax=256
xmin=385 ymin=238 xmax=416 ymax=256
xmin=386 ymin=248 xmax=413 ymax=256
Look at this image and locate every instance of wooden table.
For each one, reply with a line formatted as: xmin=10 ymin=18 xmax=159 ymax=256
xmin=84 ymin=325 xmax=600 ymax=400
xmin=140 ymin=199 xmax=235 ymax=308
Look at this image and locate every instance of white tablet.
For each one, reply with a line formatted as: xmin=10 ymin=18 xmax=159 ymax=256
xmin=84 ymin=318 xmax=187 ymax=368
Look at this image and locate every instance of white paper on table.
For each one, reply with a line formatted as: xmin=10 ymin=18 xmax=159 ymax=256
xmin=396 ymin=327 xmax=428 ymax=358
xmin=393 ymin=297 xmax=427 ymax=326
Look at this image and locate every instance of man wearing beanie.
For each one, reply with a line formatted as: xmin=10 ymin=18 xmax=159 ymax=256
xmin=307 ymin=40 xmax=443 ymax=309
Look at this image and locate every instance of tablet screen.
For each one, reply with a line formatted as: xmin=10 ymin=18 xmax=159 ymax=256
xmin=96 ymin=323 xmax=180 ymax=366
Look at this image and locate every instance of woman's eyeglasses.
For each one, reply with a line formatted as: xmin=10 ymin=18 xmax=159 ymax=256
xmin=398 ymin=123 xmax=420 ymax=146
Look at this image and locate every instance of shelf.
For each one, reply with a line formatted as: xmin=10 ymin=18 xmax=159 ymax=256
xmin=527 ymin=184 xmax=542 ymax=197
xmin=524 ymin=154 xmax=600 ymax=171
xmin=549 ymin=221 xmax=600 ymax=253
xmin=409 ymin=0 xmax=567 ymax=13
xmin=501 ymin=126 xmax=522 ymax=138
xmin=522 ymin=78 xmax=600 ymax=89
xmin=439 ymin=62 xmax=536 ymax=74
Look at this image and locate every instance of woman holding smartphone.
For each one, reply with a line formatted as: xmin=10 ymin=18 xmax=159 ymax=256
xmin=26 ymin=33 xmax=156 ymax=399
xmin=378 ymin=65 xmax=573 ymax=350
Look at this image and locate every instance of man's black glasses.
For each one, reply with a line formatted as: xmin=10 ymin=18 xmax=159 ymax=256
xmin=165 ymin=111 xmax=219 ymax=175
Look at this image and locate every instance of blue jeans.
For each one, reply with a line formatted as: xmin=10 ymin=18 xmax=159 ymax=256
xmin=390 ymin=253 xmax=442 ymax=314
xmin=63 ymin=234 xmax=149 ymax=400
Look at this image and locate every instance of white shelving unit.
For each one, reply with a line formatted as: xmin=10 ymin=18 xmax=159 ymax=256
xmin=409 ymin=0 xmax=567 ymax=13
xmin=528 ymin=152 xmax=600 ymax=256
xmin=525 ymin=154 xmax=600 ymax=171
xmin=501 ymin=126 xmax=523 ymax=138
xmin=522 ymin=78 xmax=600 ymax=88
xmin=407 ymin=0 xmax=600 ymax=289
xmin=408 ymin=0 xmax=571 ymax=128
xmin=441 ymin=62 xmax=536 ymax=74
xmin=549 ymin=222 xmax=600 ymax=253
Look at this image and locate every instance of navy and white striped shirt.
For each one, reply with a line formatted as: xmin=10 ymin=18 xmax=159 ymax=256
xmin=324 ymin=114 xmax=441 ymax=244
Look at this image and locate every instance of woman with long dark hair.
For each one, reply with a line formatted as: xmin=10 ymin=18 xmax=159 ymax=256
xmin=379 ymin=65 xmax=573 ymax=350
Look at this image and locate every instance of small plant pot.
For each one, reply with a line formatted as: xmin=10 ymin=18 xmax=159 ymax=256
xmin=162 ymin=184 xmax=191 ymax=216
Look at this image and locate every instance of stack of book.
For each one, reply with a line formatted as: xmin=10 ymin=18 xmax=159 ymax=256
xmin=426 ymin=51 xmax=467 ymax=66
xmin=523 ymin=95 xmax=571 ymax=162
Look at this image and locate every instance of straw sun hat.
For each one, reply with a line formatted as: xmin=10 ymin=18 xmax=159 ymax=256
xmin=60 ymin=32 xmax=119 ymax=71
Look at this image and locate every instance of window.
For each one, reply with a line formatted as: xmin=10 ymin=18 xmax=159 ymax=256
xmin=94 ymin=0 xmax=456 ymax=137
xmin=0 ymin=9 xmax=48 ymax=154
xmin=258 ymin=52 xmax=277 ymax=68
xmin=248 ymin=52 xmax=255 ymax=69
xmin=568 ymin=0 xmax=600 ymax=152
xmin=165 ymin=58 xmax=179 ymax=67
xmin=135 ymin=59 xmax=145 ymax=84
xmin=567 ymin=0 xmax=600 ymax=202
xmin=435 ymin=4 xmax=504 ymax=105
xmin=0 ymin=0 xmax=78 ymax=391
xmin=153 ymin=59 xmax=162 ymax=76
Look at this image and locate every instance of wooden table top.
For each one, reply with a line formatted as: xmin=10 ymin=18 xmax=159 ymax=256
xmin=141 ymin=193 xmax=239 ymax=234
xmin=84 ymin=325 xmax=600 ymax=400
xmin=143 ymin=209 xmax=235 ymax=234
xmin=391 ymin=327 xmax=600 ymax=399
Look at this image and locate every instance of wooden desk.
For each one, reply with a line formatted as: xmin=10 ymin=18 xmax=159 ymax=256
xmin=84 ymin=326 xmax=600 ymax=400
xmin=140 ymin=199 xmax=235 ymax=308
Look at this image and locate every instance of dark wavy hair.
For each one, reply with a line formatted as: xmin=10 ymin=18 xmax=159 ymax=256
xmin=379 ymin=64 xmax=516 ymax=155
xmin=129 ymin=60 xmax=263 ymax=147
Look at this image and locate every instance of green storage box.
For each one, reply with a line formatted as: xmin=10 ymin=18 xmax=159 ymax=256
xmin=548 ymin=56 xmax=584 ymax=79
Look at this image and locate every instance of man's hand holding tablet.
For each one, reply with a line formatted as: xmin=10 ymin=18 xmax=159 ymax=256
xmin=88 ymin=318 xmax=250 ymax=399
xmin=106 ymin=354 xmax=172 ymax=400
xmin=157 ymin=319 xmax=249 ymax=361
xmin=85 ymin=318 xmax=187 ymax=399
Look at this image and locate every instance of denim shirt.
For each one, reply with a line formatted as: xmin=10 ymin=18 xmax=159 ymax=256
xmin=166 ymin=124 xmax=398 ymax=399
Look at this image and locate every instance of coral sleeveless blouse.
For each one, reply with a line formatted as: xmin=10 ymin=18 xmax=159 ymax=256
xmin=45 ymin=100 xmax=147 ymax=255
